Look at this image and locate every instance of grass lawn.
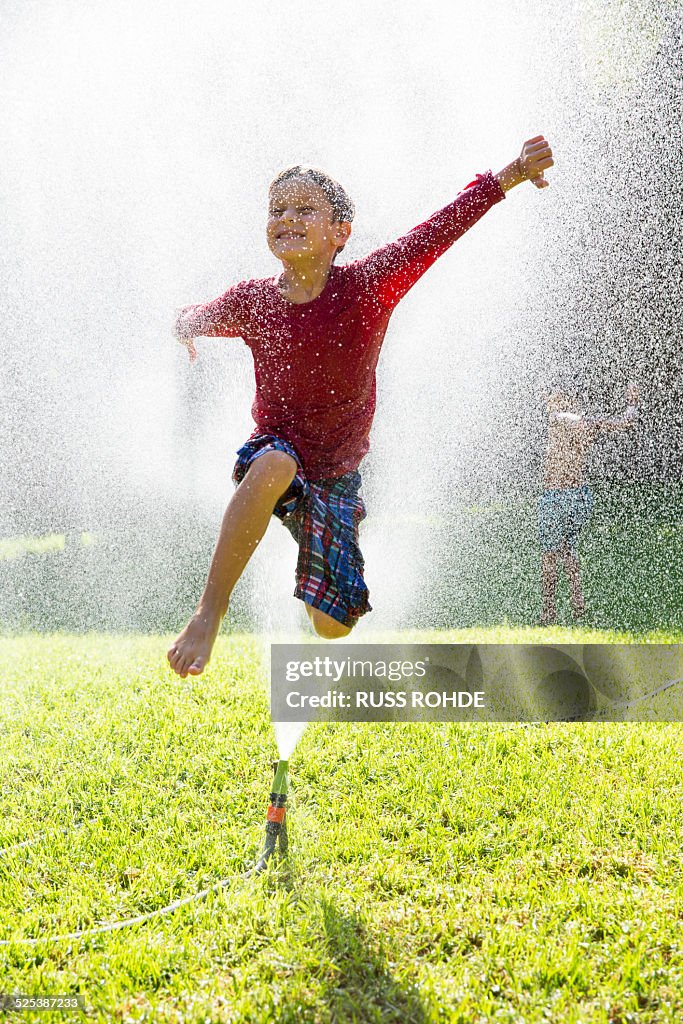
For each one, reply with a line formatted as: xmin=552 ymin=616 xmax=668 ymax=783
xmin=0 ymin=631 xmax=682 ymax=1023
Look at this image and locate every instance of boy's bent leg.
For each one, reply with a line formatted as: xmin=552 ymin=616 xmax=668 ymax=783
xmin=305 ymin=604 xmax=353 ymax=639
xmin=288 ymin=472 xmax=370 ymax=640
xmin=538 ymin=493 xmax=560 ymax=626
xmin=168 ymin=451 xmax=297 ymax=677
xmin=540 ymin=551 xmax=559 ymax=625
xmin=559 ymin=541 xmax=585 ymax=619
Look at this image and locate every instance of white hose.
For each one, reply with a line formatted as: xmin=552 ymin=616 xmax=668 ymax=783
xmin=0 ymin=872 xmax=247 ymax=946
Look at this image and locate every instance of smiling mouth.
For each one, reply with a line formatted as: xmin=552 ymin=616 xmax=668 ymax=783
xmin=276 ymin=231 xmax=305 ymax=240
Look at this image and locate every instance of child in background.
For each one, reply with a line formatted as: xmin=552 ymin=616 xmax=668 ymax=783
xmin=539 ymin=383 xmax=640 ymax=626
xmin=168 ymin=136 xmax=554 ymax=678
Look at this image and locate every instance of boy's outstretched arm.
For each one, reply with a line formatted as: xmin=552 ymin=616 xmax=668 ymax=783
xmin=173 ymin=281 xmax=253 ymax=362
xmin=496 ymin=136 xmax=554 ymax=192
xmin=356 ymin=134 xmax=553 ymax=310
xmin=584 ymin=384 xmax=641 ymax=432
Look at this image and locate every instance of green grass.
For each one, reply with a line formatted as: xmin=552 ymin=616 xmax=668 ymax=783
xmin=1 ymin=632 xmax=682 ymax=1023
xmin=3 ymin=481 xmax=682 ymax=635
xmin=0 ymin=533 xmax=98 ymax=562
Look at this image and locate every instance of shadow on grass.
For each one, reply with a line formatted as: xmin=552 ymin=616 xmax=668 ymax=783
xmin=318 ymin=898 xmax=427 ymax=1024
xmin=250 ymin=855 xmax=428 ymax=1022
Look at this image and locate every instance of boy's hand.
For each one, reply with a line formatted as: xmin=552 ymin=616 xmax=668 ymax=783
xmin=495 ymin=135 xmax=553 ymax=193
xmin=178 ymin=336 xmax=197 ymax=363
xmin=518 ymin=135 xmax=554 ymax=189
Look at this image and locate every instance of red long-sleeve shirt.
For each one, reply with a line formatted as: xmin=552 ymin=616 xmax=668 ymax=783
xmin=176 ymin=170 xmax=505 ymax=479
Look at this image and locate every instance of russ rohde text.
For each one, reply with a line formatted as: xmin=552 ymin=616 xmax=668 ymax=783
xmin=285 ymin=690 xmax=486 ymax=709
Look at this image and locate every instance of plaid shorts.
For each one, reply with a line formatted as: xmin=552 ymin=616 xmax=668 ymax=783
xmin=538 ymin=484 xmax=594 ymax=553
xmin=232 ymin=434 xmax=371 ymax=627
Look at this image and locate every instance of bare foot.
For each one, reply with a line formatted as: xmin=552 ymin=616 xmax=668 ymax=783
xmin=167 ymin=609 xmax=223 ymax=678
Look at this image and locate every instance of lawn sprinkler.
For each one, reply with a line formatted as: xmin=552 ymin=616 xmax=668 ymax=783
xmin=249 ymin=760 xmax=288 ymax=874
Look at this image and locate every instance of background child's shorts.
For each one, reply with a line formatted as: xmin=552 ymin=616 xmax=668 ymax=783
xmin=232 ymin=434 xmax=371 ymax=627
xmin=538 ymin=484 xmax=594 ymax=553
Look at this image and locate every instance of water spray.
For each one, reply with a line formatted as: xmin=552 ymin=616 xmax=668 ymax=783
xmin=248 ymin=759 xmax=289 ymax=875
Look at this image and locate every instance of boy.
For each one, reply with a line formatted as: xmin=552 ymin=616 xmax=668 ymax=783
xmin=168 ymin=136 xmax=554 ymax=678
xmin=539 ymin=382 xmax=640 ymax=626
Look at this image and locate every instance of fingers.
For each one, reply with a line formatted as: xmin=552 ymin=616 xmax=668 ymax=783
xmin=177 ymin=336 xmax=198 ymax=362
xmin=526 ymin=148 xmax=553 ymax=167
xmin=521 ymin=134 xmax=554 ymax=188
xmin=522 ymin=138 xmax=553 ymax=162
xmin=530 ymin=155 xmax=554 ymax=180
xmin=529 ymin=159 xmax=555 ymax=181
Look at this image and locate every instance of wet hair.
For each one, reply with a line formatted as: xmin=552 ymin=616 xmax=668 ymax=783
xmin=269 ymin=165 xmax=355 ymax=224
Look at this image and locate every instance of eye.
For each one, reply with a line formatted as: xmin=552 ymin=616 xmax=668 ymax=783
xmin=298 ymin=206 xmax=315 ymax=214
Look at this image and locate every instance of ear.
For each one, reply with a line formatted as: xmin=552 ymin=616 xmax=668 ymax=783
xmin=333 ymin=221 xmax=352 ymax=247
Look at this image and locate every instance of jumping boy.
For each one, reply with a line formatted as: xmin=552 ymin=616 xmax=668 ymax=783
xmin=539 ymin=382 xmax=640 ymax=626
xmin=168 ymin=136 xmax=554 ymax=678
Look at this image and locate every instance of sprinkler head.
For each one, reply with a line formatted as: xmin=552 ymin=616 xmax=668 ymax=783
xmin=248 ymin=760 xmax=289 ymax=875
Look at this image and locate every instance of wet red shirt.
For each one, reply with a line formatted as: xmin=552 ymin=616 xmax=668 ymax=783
xmin=176 ymin=171 xmax=505 ymax=479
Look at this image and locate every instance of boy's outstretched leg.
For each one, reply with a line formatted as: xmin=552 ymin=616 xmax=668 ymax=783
xmin=540 ymin=551 xmax=559 ymax=626
xmin=168 ymin=451 xmax=297 ymax=678
xmin=559 ymin=542 xmax=586 ymax=620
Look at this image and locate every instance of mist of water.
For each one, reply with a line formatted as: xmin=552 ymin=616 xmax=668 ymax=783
xmin=1 ymin=0 xmax=680 ymax=635
xmin=273 ymin=721 xmax=308 ymax=763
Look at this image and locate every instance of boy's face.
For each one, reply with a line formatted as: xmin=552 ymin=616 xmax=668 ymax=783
xmin=267 ymin=178 xmax=350 ymax=265
xmin=547 ymin=391 xmax=574 ymax=413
